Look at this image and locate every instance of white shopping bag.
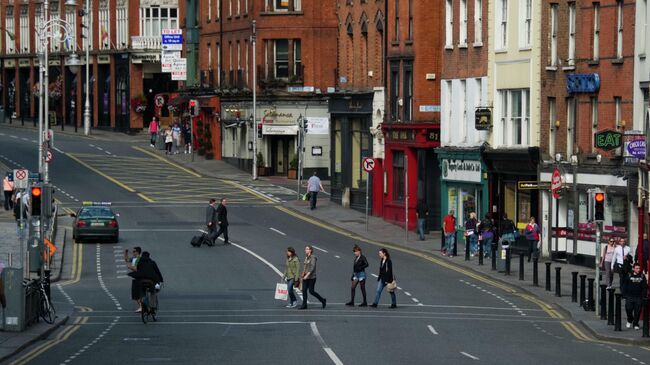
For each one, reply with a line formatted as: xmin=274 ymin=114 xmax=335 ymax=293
xmin=275 ymin=283 xmax=289 ymax=301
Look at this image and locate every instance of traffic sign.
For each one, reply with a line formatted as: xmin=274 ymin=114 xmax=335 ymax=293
xmin=13 ymin=169 xmax=29 ymax=189
xmin=551 ymin=168 xmax=562 ymax=199
xmin=362 ymin=157 xmax=375 ymax=172
xmin=45 ymin=150 xmax=53 ymax=163
xmin=161 ymin=28 xmax=183 ymax=51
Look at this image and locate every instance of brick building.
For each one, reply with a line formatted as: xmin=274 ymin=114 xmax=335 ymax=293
xmin=539 ymin=0 xmax=638 ymax=262
xmin=328 ymin=0 xmax=385 ymax=211
xmin=438 ymin=0 xmax=489 ymax=241
xmin=184 ymin=0 xmax=337 ymax=175
xmin=379 ymin=0 xmax=443 ymax=230
xmin=0 ymin=0 xmax=180 ymax=131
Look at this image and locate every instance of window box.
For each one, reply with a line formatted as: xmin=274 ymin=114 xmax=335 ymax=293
xmin=611 ymin=58 xmax=624 ymax=65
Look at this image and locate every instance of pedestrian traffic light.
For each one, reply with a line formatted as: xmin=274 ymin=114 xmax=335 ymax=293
xmin=189 ymin=99 xmax=199 ymax=117
xmin=31 ymin=185 xmax=42 ymax=216
xmin=594 ymin=192 xmax=605 ymax=222
xmin=257 ymin=122 xmax=263 ymax=139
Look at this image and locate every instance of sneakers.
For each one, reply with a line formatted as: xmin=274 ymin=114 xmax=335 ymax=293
xmin=626 ymin=322 xmax=632 ymax=329
xmin=635 ymin=326 xmax=640 ymax=330
xmin=390 ymin=304 xmax=397 ymax=309
xmin=285 ymin=303 xmax=294 ymax=308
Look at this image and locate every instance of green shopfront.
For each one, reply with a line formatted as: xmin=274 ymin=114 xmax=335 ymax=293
xmin=437 ymin=148 xmax=489 ymax=246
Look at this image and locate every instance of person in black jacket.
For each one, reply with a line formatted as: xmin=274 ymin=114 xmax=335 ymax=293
xmin=371 ymin=248 xmax=396 ymax=309
xmin=346 ymin=245 xmax=369 ymax=307
xmin=624 ymin=263 xmax=647 ymax=330
xmin=206 ymin=199 xmax=218 ymax=244
xmin=129 ymin=251 xmax=164 ymax=311
xmin=214 ymin=198 xmax=229 ymax=244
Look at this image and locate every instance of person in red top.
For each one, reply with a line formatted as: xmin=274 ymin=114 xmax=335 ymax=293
xmin=443 ymin=211 xmax=457 ymax=257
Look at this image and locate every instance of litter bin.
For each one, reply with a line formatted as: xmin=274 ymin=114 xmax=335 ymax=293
xmin=496 ymin=239 xmax=513 ymax=272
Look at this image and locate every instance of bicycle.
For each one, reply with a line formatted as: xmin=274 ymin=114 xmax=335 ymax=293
xmin=140 ymin=281 xmax=159 ymax=324
xmin=37 ymin=278 xmax=56 ymax=324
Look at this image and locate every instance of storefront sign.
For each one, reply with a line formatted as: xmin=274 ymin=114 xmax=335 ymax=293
xmin=328 ymin=94 xmax=373 ymax=114
xmin=441 ymin=159 xmax=482 ymax=183
xmin=161 ymin=28 xmax=183 ymax=51
xmin=385 ymin=129 xmax=414 ymax=142
xmin=18 ymin=59 xmax=30 ymax=68
xmin=594 ymin=129 xmax=622 ymax=151
xmin=263 ymin=106 xmax=295 ymax=123
xmin=623 ymin=131 xmax=646 ymax=161
xmin=287 ymin=86 xmax=315 ymax=92
xmin=131 ymin=54 xmax=160 ymax=63
xmin=3 ymin=59 xmax=15 ymax=67
xmin=475 ymin=108 xmax=492 ymax=131
xmin=262 ymin=124 xmax=298 ymax=135
xmin=426 ymin=129 xmax=440 ymax=142
xmin=307 ymin=117 xmax=329 ymax=135
xmin=518 ymin=181 xmax=551 ymax=190
xmin=97 ymin=55 xmax=110 ymax=64
xmin=419 ymin=105 xmax=440 ymax=112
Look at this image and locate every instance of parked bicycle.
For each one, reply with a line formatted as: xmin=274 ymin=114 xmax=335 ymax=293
xmin=37 ymin=278 xmax=56 ymax=324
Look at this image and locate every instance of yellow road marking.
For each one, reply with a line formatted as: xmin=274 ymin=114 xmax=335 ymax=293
xmin=10 ymin=317 xmax=84 ymax=365
xmin=132 ymin=146 xmax=202 ymax=178
xmin=60 ymin=243 xmax=83 ymax=286
xmin=221 ymin=179 xmax=277 ymax=204
xmin=54 ymin=198 xmax=75 ymax=215
xmin=137 ymin=193 xmax=155 ymax=203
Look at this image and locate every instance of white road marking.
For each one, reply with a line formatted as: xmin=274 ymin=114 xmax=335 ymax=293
xmin=269 ymin=227 xmax=286 ymax=236
xmin=461 ymin=352 xmax=479 ymax=360
xmin=96 ymin=244 xmax=122 ymax=310
xmin=53 ymin=147 xmax=65 ymax=154
xmin=335 ymin=255 xmax=341 ymax=259
xmin=371 ymin=274 xmax=378 ymax=278
xmin=10 ymin=135 xmax=18 ymax=139
xmin=59 ymin=317 xmax=119 ymax=365
xmin=56 ymin=284 xmax=75 ymax=305
xmin=404 ymin=292 xmax=412 ymax=297
xmin=411 ymin=298 xmax=420 ymax=303
xmin=312 ymin=245 xmax=328 ymax=253
xmin=310 ymin=322 xmax=345 ymax=365
xmin=427 ymin=325 xmax=438 ymax=335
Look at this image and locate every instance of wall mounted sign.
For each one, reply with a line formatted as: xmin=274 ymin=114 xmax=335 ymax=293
xmin=594 ymin=129 xmax=622 ymax=151
xmin=441 ymin=159 xmax=482 ymax=183
xmin=475 ymin=108 xmax=492 ymax=130
xmin=566 ymin=73 xmax=600 ymax=93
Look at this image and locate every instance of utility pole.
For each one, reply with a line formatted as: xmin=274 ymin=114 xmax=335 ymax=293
xmin=251 ymin=20 xmax=257 ymax=180
xmin=43 ymin=0 xmax=50 ymax=184
xmin=83 ymin=0 xmax=92 ymax=135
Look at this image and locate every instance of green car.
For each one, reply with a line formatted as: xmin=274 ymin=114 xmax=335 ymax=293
xmin=71 ymin=203 xmax=119 ymax=243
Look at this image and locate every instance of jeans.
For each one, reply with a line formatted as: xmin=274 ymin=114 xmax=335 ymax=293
xmin=482 ymin=236 xmax=493 ymax=257
xmin=604 ymin=261 xmax=613 ymax=287
xmin=445 ymin=233 xmax=455 ymax=255
xmin=301 ymin=278 xmax=325 ymax=307
xmin=373 ymin=279 xmax=396 ymax=306
xmin=417 ymin=218 xmax=426 ymax=240
xmin=527 ymin=239 xmax=539 ymax=261
xmin=150 ymin=132 xmax=157 ymax=145
xmin=500 ymin=233 xmax=515 ymax=246
xmin=468 ymin=234 xmax=478 ymax=254
xmin=626 ymin=297 xmax=642 ymax=326
xmin=309 ymin=191 xmax=318 ymax=209
xmin=286 ymin=278 xmax=297 ymax=304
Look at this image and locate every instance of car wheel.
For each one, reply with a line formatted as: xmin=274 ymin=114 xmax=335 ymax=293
xmin=112 ymin=235 xmax=119 ymax=243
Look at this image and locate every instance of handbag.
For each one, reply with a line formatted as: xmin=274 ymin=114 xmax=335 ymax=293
xmin=293 ymin=279 xmax=301 ymax=288
xmin=275 ymin=283 xmax=288 ymax=301
xmin=386 ymin=280 xmax=397 ymax=292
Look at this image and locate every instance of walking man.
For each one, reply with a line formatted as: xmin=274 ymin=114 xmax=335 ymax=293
xmin=443 ymin=210 xmax=456 ymax=257
xmin=205 ymin=198 xmax=218 ymax=244
xmin=624 ymin=263 xmax=647 ymax=330
xmin=307 ymin=171 xmax=324 ymax=210
xmin=3 ymin=173 xmax=14 ymax=211
xmin=416 ymin=199 xmax=428 ymax=241
xmin=214 ymin=198 xmax=229 ymax=244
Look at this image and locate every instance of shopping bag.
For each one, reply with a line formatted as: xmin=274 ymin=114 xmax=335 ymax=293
xmin=275 ymin=283 xmax=289 ymax=300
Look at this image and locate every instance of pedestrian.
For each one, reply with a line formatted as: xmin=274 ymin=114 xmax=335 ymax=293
xmin=416 ymin=199 xmax=428 ymax=241
xmin=3 ymin=173 xmax=14 ymax=211
xmin=499 ymin=213 xmax=516 ymax=247
xmin=283 ymin=247 xmax=300 ymax=308
xmin=465 ymin=212 xmax=479 ymax=256
xmin=345 ymin=245 xmax=369 ymax=307
xmin=124 ymin=246 xmax=142 ymax=312
xmin=214 ymin=198 xmax=229 ymax=244
xmin=148 ymin=116 xmax=159 ymax=147
xmin=478 ymin=213 xmax=494 ymax=258
xmin=371 ymin=248 xmax=396 ymax=308
xmin=524 ymin=216 xmax=540 ymax=262
xmin=600 ymin=238 xmax=616 ymax=289
xmin=306 ymin=171 xmax=324 ymax=210
xmin=164 ymin=127 xmax=173 ymax=155
xmin=442 ymin=210 xmax=456 ymax=257
xmin=205 ymin=198 xmax=218 ymax=244
xmin=182 ymin=121 xmax=192 ymax=154
xmin=172 ymin=121 xmax=182 ymax=154
xmin=298 ymin=245 xmax=326 ymax=309
xmin=611 ymin=239 xmax=631 ymax=293
xmin=624 ymin=263 xmax=647 ymax=330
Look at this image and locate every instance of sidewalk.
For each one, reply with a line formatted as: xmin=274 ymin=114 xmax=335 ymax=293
xmin=1 ymin=117 xmax=148 ymax=142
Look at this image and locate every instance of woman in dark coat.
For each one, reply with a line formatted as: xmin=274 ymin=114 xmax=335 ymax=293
xmin=371 ymin=248 xmax=396 ymax=308
xmin=345 ymin=245 xmax=369 ymax=307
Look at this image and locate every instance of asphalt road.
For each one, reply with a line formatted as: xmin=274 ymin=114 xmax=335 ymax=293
xmin=1 ymin=127 xmax=649 ymax=365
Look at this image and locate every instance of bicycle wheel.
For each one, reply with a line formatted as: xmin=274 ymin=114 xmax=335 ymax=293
xmin=141 ymin=304 xmax=148 ymax=324
xmin=40 ymin=296 xmax=55 ymax=324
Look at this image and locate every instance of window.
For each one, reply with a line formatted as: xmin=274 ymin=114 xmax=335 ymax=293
xmin=403 ymin=62 xmax=413 ymax=121
xmin=116 ymin=1 xmax=128 ymax=49
xmin=208 ymin=43 xmax=213 ymax=69
xmin=460 ymin=0 xmax=468 ymax=45
xmin=140 ymin=7 xmax=178 ymax=37
xmin=443 ymin=80 xmax=452 ymax=143
xmin=474 ymin=0 xmax=483 ymax=44
xmin=217 ymin=0 xmax=221 ymax=19
xmin=237 ymin=41 xmax=241 ymax=71
xmin=475 ymin=78 xmax=483 ymax=106
xmin=496 ymin=0 xmax=508 ymax=49
xmin=408 ymin=0 xmax=414 ymax=40
xmin=615 ymin=97 xmax=622 ymax=129
xmin=244 ymin=0 xmax=249 ymax=14
xmin=591 ymin=97 xmax=598 ymax=152
xmin=228 ymin=0 xmax=232 ymax=16
xmin=293 ymin=40 xmax=301 ymax=78
xmin=229 ymin=42 xmax=233 ymax=72
xmin=460 ymin=80 xmax=467 ymax=141
xmin=592 ymin=3 xmax=600 ymax=61
xmin=19 ymin=6 xmax=29 ymax=53
xmin=208 ymin=0 xmax=212 ymax=20
xmin=642 ymin=0 xmax=648 ymax=55
xmin=615 ymin=0 xmax=623 ymax=59
xmin=217 ymin=43 xmax=222 ymax=85
xmin=548 ymin=97 xmax=556 ymax=156
xmin=35 ymin=5 xmax=44 ymax=53
xmin=394 ymin=0 xmax=400 ymax=41
xmin=268 ymin=0 xmax=301 ymax=12
xmin=245 ymin=40 xmax=250 ymax=84
xmin=83 ymin=5 xmax=94 ymax=50
xmin=445 ymin=0 xmax=453 ymax=47
xmin=237 ymin=0 xmax=241 ymax=15
xmin=549 ymin=4 xmax=558 ymax=66
xmin=566 ymin=97 xmax=576 ymax=156
xmin=390 ymin=62 xmax=400 ymax=121
xmin=568 ymin=2 xmax=576 ymax=65
xmin=99 ymin=0 xmax=110 ymax=50
xmin=520 ymin=0 xmax=531 ymax=48
xmin=273 ymin=39 xmax=288 ymax=78
xmin=499 ymin=89 xmax=530 ymax=146
xmin=392 ymin=151 xmax=405 ymax=201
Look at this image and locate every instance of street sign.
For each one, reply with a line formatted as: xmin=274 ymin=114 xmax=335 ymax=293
xmin=551 ymin=168 xmax=562 ymax=199
xmin=171 ymin=58 xmax=187 ymax=81
xmin=161 ymin=29 xmax=183 ymax=51
xmin=161 ymin=51 xmax=181 ymax=73
xmin=45 ymin=150 xmax=53 ymax=163
xmin=362 ymin=157 xmax=375 ymax=172
xmin=13 ymin=169 xmax=28 ymax=189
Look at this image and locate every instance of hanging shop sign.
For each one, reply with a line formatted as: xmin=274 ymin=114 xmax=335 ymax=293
xmin=441 ymin=159 xmax=482 ymax=183
xmin=623 ymin=131 xmax=646 ymax=162
xmin=475 ymin=108 xmax=492 ymax=131
xmin=594 ymin=129 xmax=622 ymax=151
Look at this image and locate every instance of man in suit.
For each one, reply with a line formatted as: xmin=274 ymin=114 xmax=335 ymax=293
xmin=214 ymin=198 xmax=229 ymax=244
xmin=206 ymin=198 xmax=218 ymax=244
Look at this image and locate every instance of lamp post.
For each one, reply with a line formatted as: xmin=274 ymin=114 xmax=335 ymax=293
xmin=82 ymin=0 xmax=91 ymax=135
xmin=251 ymin=20 xmax=257 ymax=180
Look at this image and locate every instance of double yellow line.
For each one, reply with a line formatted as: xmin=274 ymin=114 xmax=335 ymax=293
xmin=59 ymin=242 xmax=83 ymax=286
xmin=9 ymin=316 xmax=87 ymax=365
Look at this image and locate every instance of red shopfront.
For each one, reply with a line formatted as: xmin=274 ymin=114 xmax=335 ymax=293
xmin=375 ymin=123 xmax=441 ymax=231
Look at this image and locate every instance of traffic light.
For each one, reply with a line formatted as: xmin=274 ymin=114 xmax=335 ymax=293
xmin=303 ymin=119 xmax=308 ymax=134
xmin=257 ymin=122 xmax=263 ymax=139
xmin=189 ymin=99 xmax=199 ymax=117
xmin=594 ymin=191 xmax=605 ymax=222
xmin=31 ymin=185 xmax=42 ymax=216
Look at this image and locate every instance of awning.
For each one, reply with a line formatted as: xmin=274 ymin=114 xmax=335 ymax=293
xmin=168 ymin=94 xmax=190 ymax=107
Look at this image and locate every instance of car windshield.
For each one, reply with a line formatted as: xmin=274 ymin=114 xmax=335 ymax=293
xmin=79 ymin=207 xmax=114 ymax=219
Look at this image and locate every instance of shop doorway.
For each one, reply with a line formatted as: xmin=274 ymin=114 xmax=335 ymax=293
xmin=143 ymin=72 xmax=175 ymax=126
xmin=270 ymin=135 xmax=293 ymax=176
xmin=417 ymin=149 xmax=441 ymax=230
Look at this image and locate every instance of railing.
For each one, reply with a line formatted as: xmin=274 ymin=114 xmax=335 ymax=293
xmin=130 ymin=36 xmax=162 ymax=50
xmin=256 ymin=65 xmax=304 ymax=89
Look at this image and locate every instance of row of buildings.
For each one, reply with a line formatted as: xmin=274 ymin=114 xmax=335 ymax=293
xmin=0 ymin=0 xmax=648 ymax=263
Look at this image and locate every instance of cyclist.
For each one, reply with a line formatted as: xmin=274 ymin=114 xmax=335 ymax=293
xmin=132 ymin=252 xmax=163 ymax=312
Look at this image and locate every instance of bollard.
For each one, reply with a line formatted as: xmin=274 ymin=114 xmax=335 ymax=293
xmin=614 ymin=293 xmax=622 ymax=331
xmin=555 ymin=267 xmax=562 ymax=297
xmin=465 ymin=236 xmax=470 ymax=261
xmin=519 ymin=254 xmax=525 ymax=281
xmin=580 ymin=275 xmax=587 ymax=307
xmin=453 ymin=235 xmax=457 ymax=257
xmin=599 ymin=284 xmax=607 ymax=320
xmin=505 ymin=247 xmax=511 ymax=275
xmin=533 ymin=258 xmax=539 ymax=286
xmin=641 ymin=298 xmax=650 ymax=337
xmin=545 ymin=262 xmax=552 ymax=291
xmin=571 ymin=272 xmax=578 ymax=303
xmin=587 ymin=278 xmax=595 ymax=311
xmin=607 ymin=287 xmax=615 ymax=325
xmin=478 ymin=242 xmax=484 ymax=266
xmin=491 ymin=244 xmax=497 ymax=270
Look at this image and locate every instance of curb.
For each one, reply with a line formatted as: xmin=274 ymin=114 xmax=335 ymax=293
xmin=50 ymin=228 xmax=66 ymax=284
xmin=0 ymin=316 xmax=70 ymax=364
xmin=577 ymin=319 xmax=650 ymax=346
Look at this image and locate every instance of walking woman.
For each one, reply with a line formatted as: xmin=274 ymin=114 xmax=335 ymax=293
xmin=164 ymin=127 xmax=173 ymax=155
xmin=478 ymin=214 xmax=494 ymax=258
xmin=148 ymin=116 xmax=159 ymax=147
xmin=465 ymin=212 xmax=479 ymax=256
xmin=601 ymin=238 xmax=616 ymax=289
xmin=345 ymin=245 xmax=369 ymax=307
xmin=371 ymin=248 xmax=397 ymax=309
xmin=299 ymin=245 xmax=326 ymax=309
xmin=525 ymin=216 xmax=541 ymax=262
xmin=283 ymin=247 xmax=300 ymax=308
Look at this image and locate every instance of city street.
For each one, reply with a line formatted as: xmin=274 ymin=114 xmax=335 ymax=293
xmin=2 ymin=128 xmax=649 ymax=364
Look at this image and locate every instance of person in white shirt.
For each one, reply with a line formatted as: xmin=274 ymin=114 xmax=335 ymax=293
xmin=611 ymin=239 xmax=631 ymax=293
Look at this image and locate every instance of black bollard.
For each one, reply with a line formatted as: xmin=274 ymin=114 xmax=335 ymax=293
xmin=614 ymin=293 xmax=622 ymax=331
xmin=478 ymin=241 xmax=484 ymax=265
xmin=533 ymin=258 xmax=539 ymax=286
xmin=545 ymin=262 xmax=552 ymax=291
xmin=453 ymin=235 xmax=457 ymax=257
xmin=491 ymin=243 xmax=497 ymax=270
xmin=599 ymin=284 xmax=607 ymax=320
xmin=587 ymin=278 xmax=595 ymax=311
xmin=505 ymin=247 xmax=511 ymax=275
xmin=465 ymin=236 xmax=470 ymax=261
xmin=643 ymin=298 xmax=649 ymax=338
xmin=571 ymin=272 xmax=578 ymax=303
xmin=555 ymin=267 xmax=562 ymax=297
xmin=607 ymin=287 xmax=615 ymax=325
xmin=519 ymin=254 xmax=525 ymax=281
xmin=579 ymin=274 xmax=587 ymax=307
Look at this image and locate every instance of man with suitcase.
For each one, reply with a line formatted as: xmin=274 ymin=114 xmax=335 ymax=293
xmin=206 ymin=198 xmax=218 ymax=245
xmin=214 ymin=198 xmax=229 ymax=245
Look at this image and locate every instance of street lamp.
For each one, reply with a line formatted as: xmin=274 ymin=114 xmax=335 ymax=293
xmin=251 ymin=20 xmax=257 ymax=180
xmin=80 ymin=0 xmax=92 ymax=135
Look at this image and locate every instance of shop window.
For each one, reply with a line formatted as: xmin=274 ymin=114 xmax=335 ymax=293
xmin=504 ymin=183 xmax=516 ymax=221
xmin=448 ymin=187 xmax=458 ymax=219
xmin=267 ymin=0 xmax=301 ymax=12
xmin=352 ymin=119 xmax=370 ymax=189
xmin=333 ymin=119 xmax=342 ymax=187
xmin=460 ymin=188 xmax=477 ymax=224
xmin=392 ymin=151 xmax=405 ymax=201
